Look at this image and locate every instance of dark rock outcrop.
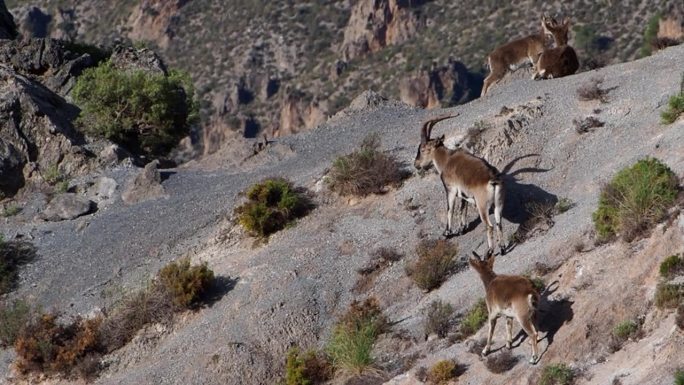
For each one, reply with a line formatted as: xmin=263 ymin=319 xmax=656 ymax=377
xmin=400 ymin=59 xmax=482 ymax=109
xmin=0 ymin=1 xmax=17 ymax=40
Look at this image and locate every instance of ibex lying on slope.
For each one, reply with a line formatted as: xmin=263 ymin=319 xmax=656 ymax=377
xmin=534 ymin=17 xmax=579 ymax=79
xmin=469 ymin=250 xmax=540 ymax=364
xmin=414 ymin=116 xmax=505 ymax=255
xmin=481 ymin=15 xmax=568 ymax=96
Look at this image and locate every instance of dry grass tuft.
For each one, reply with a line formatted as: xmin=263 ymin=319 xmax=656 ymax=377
xmin=424 ymin=300 xmax=454 ymax=338
xmin=577 ymin=77 xmax=610 ymax=103
xmin=406 ymin=239 xmax=461 ymax=292
xmin=573 ymin=116 xmax=605 ymax=134
xmin=485 ymin=350 xmax=518 ymax=373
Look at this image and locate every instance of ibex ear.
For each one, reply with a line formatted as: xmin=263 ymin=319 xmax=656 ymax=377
xmin=437 ymin=134 xmax=445 ymax=144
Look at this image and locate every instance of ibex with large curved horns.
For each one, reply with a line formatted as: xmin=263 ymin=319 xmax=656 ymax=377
xmin=469 ymin=250 xmax=540 ymax=364
xmin=414 ymin=115 xmax=505 ymax=255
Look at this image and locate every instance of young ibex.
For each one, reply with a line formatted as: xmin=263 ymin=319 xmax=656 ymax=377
xmin=534 ymin=17 xmax=579 ymax=80
xmin=481 ymin=15 xmax=559 ymax=97
xmin=469 ymin=250 xmax=540 ymax=364
xmin=414 ymin=116 xmax=505 ymax=255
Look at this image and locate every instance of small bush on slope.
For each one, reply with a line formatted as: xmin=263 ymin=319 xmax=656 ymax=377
xmin=327 ymin=133 xmax=406 ymax=196
xmin=424 ymin=300 xmax=454 ymax=338
xmin=675 ymin=369 xmax=684 ymax=385
xmin=406 ymin=239 xmax=460 ymax=292
xmin=325 ymin=298 xmax=387 ymax=375
xmin=539 ymin=363 xmax=574 ymax=385
xmin=427 ymin=359 xmax=459 ymax=385
xmin=459 ymin=299 xmax=488 ymax=337
xmin=284 ymin=347 xmax=332 ymax=385
xmin=0 ymin=237 xmax=37 ymax=295
xmin=485 ymin=350 xmax=518 ymax=373
xmin=660 ymin=254 xmax=684 ymax=279
xmin=592 ymin=158 xmax=679 ymax=242
xmin=654 ymin=283 xmax=684 ymax=309
xmin=157 ymin=257 xmax=214 ymax=308
xmin=72 ymin=61 xmax=198 ymax=157
xmin=661 ymin=74 xmax=684 ymax=124
xmin=0 ymin=299 xmax=32 ymax=347
xmin=234 ymin=178 xmax=313 ymax=238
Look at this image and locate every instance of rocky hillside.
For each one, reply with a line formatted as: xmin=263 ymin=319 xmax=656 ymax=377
xmin=5 ymin=0 xmax=684 ymax=152
xmin=1 ymin=27 xmax=683 ymax=384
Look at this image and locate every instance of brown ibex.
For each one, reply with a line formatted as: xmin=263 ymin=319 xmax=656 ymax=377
xmin=414 ymin=115 xmax=505 ymax=255
xmin=481 ymin=15 xmax=559 ymax=97
xmin=469 ymin=250 xmax=540 ymax=364
xmin=534 ymin=17 xmax=579 ymax=79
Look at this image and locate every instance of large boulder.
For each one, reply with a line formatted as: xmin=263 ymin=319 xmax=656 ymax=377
xmin=121 ymin=160 xmax=167 ymax=205
xmin=41 ymin=193 xmax=95 ymax=221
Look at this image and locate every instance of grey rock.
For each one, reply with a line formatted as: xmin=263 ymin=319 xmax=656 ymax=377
xmin=121 ymin=160 xmax=167 ymax=205
xmin=88 ymin=177 xmax=118 ymax=205
xmin=0 ymin=139 xmax=24 ymax=196
xmin=41 ymin=193 xmax=95 ymax=221
xmin=99 ymin=144 xmax=132 ymax=165
xmin=109 ymin=45 xmax=168 ymax=75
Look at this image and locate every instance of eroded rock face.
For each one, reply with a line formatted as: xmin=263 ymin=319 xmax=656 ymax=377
xmin=341 ymin=0 xmax=424 ymax=60
xmin=0 ymin=1 xmax=18 ymax=39
xmin=109 ymin=45 xmax=168 ymax=75
xmin=399 ymin=59 xmax=481 ymax=109
xmin=273 ymin=90 xmax=327 ymax=138
xmin=127 ymin=0 xmax=188 ymax=49
xmin=41 ymin=193 xmax=95 ymax=221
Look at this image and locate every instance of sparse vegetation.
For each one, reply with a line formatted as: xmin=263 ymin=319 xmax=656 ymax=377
xmin=676 ymin=369 xmax=684 ymax=385
xmin=327 ymin=133 xmax=406 ymax=196
xmin=1 ymin=203 xmax=22 ymax=217
xmin=425 ymin=300 xmax=454 ymax=338
xmin=157 ymin=257 xmax=214 ymax=308
xmin=485 ymin=350 xmax=518 ymax=373
xmin=354 ymin=247 xmax=403 ymax=293
xmin=234 ymin=178 xmax=313 ymax=238
xmin=14 ymin=313 xmax=103 ymax=378
xmin=539 ymin=363 xmax=574 ymax=385
xmin=592 ymin=158 xmax=679 ymax=242
xmin=284 ymin=347 xmax=332 ymax=385
xmin=0 ymin=299 xmax=32 ymax=348
xmin=660 ymin=254 xmax=684 ymax=279
xmin=42 ymin=164 xmax=65 ymax=186
xmin=0 ymin=237 xmax=37 ymax=295
xmin=72 ymin=61 xmax=199 ymax=157
xmin=528 ymin=276 xmax=546 ymax=293
xmin=640 ymin=13 xmax=662 ymax=57
xmin=325 ymin=298 xmax=386 ymax=375
xmin=427 ymin=359 xmax=458 ymax=385
xmin=460 ymin=299 xmax=488 ymax=337
xmin=612 ymin=320 xmax=639 ymax=340
xmin=654 ymin=283 xmax=684 ymax=309
xmin=573 ymin=116 xmax=605 ymax=134
xmin=661 ymin=74 xmax=684 ymax=124
xmin=406 ymin=239 xmax=460 ymax=292
xmin=577 ymin=77 xmax=610 ymax=102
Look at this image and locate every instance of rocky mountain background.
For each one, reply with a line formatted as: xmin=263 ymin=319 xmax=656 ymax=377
xmin=5 ymin=0 xmax=684 ymax=154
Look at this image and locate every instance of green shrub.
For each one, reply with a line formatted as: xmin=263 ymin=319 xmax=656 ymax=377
xmin=427 ymin=359 xmax=458 ymax=385
xmin=654 ymin=283 xmax=684 ymax=309
xmin=42 ymin=165 xmax=65 ymax=186
xmin=72 ymin=61 xmax=198 ymax=157
xmin=325 ymin=298 xmax=386 ymax=374
xmin=640 ymin=13 xmax=662 ymax=57
xmin=157 ymin=258 xmax=215 ymax=308
xmin=460 ymin=299 xmax=488 ymax=337
xmin=425 ymin=300 xmax=454 ymax=338
xmin=592 ymin=158 xmax=679 ymax=242
xmin=661 ymin=94 xmax=684 ymax=124
xmin=660 ymin=254 xmax=684 ymax=279
xmin=539 ymin=363 xmax=574 ymax=385
xmin=0 ymin=299 xmax=32 ymax=347
xmin=675 ymin=369 xmax=684 ymax=385
xmin=327 ymin=133 xmax=406 ymax=196
xmin=612 ymin=320 xmax=639 ymax=340
xmin=406 ymin=239 xmax=459 ymax=292
xmin=1 ymin=203 xmax=22 ymax=217
xmin=284 ymin=348 xmax=331 ymax=385
xmin=0 ymin=238 xmax=37 ymax=295
xmin=234 ymin=178 xmax=313 ymax=238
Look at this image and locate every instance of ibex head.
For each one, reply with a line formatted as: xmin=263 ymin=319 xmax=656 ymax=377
xmin=469 ymin=250 xmax=496 ymax=271
xmin=542 ymin=15 xmax=571 ymax=46
xmin=414 ymin=115 xmax=456 ymax=170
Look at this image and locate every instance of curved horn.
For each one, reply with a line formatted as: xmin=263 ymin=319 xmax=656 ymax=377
xmin=420 ymin=114 xmax=459 ymax=143
xmin=471 ymin=251 xmax=482 ymax=261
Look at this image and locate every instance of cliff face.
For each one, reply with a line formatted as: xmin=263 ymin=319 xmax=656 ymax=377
xmin=0 ymin=0 xmax=17 ymax=39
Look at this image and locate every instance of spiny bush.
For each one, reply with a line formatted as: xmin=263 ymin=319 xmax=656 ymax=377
xmin=592 ymin=158 xmax=679 ymax=242
xmin=284 ymin=347 xmax=332 ymax=385
xmin=654 ymin=283 xmax=684 ymax=309
xmin=660 ymin=254 xmax=684 ymax=279
xmin=325 ymin=298 xmax=386 ymax=375
xmin=661 ymin=74 xmax=684 ymax=124
xmin=72 ymin=61 xmax=199 ymax=157
xmin=460 ymin=299 xmax=488 ymax=337
xmin=0 ymin=299 xmax=32 ymax=347
xmin=327 ymin=133 xmax=406 ymax=196
xmin=539 ymin=363 xmax=574 ymax=385
xmin=485 ymin=350 xmax=518 ymax=373
xmin=406 ymin=239 xmax=460 ymax=292
xmin=425 ymin=300 xmax=454 ymax=338
xmin=234 ymin=178 xmax=313 ymax=238
xmin=427 ymin=359 xmax=458 ymax=385
xmin=576 ymin=77 xmax=610 ymax=102
xmin=14 ymin=313 xmax=103 ymax=378
xmin=157 ymin=257 xmax=214 ymax=308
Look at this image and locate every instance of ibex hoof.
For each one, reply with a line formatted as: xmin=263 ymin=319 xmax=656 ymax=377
xmin=506 ymin=342 xmax=512 ymax=349
xmin=500 ymin=246 xmax=506 ymax=256
xmin=443 ymin=229 xmax=452 ymax=238
xmin=529 ymin=355 xmax=538 ymax=365
xmin=481 ymin=347 xmax=490 ymax=357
